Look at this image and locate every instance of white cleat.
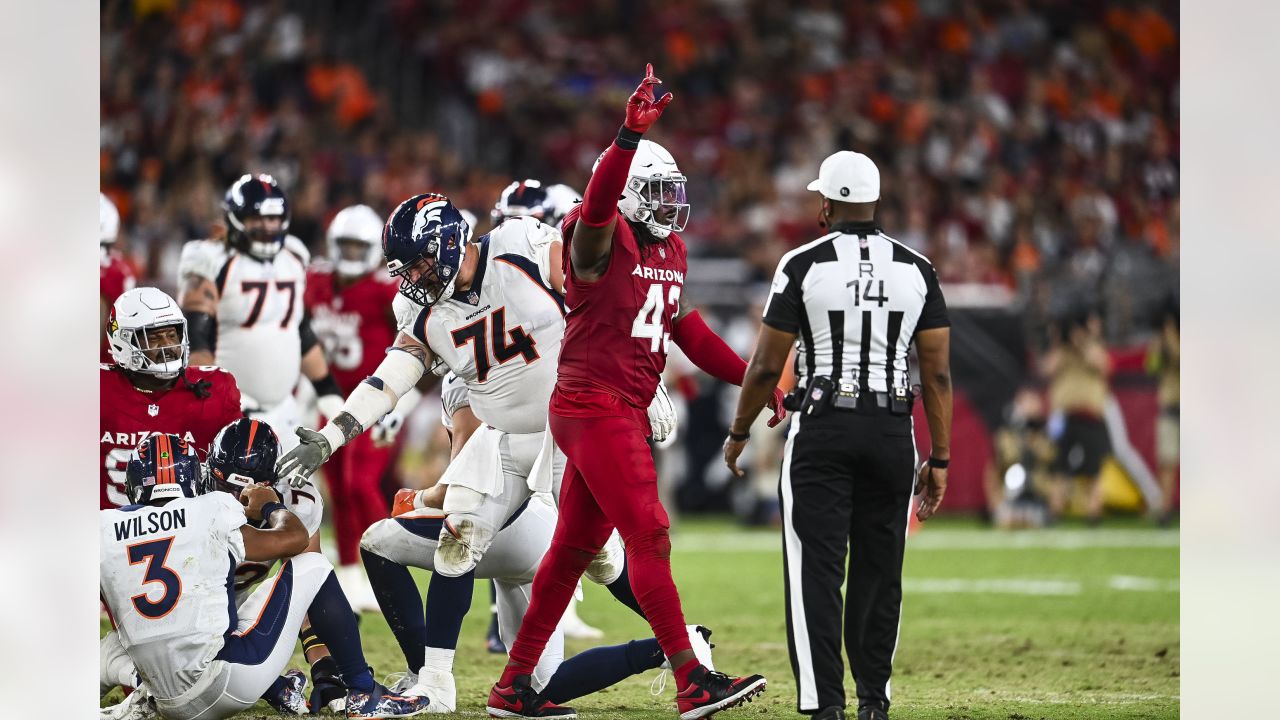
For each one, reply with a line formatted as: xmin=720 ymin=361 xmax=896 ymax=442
xmin=100 ymin=685 xmax=158 ymax=720
xmin=336 ymin=564 xmax=382 ymax=613
xmin=407 ymin=668 xmax=457 ymax=713
xmin=560 ymin=596 xmax=604 ymax=640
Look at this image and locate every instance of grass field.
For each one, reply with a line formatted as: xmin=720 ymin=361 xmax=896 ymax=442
xmin=102 ymin=517 xmax=1179 ymax=719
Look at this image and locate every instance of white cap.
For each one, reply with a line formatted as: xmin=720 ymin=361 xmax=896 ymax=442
xmin=806 ymin=151 xmax=880 ymax=203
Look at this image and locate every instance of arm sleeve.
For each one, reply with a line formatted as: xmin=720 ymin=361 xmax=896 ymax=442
xmin=579 ymin=135 xmax=638 ymax=227
xmin=761 ymin=260 xmax=804 ymax=334
xmin=671 ymin=311 xmax=748 ymax=386
xmin=915 ymin=264 xmax=950 ymax=331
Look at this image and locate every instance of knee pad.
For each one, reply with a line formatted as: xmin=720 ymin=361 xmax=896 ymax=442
xmin=584 ymin=530 xmax=626 ymax=585
xmin=434 ymin=514 xmax=498 ymax=577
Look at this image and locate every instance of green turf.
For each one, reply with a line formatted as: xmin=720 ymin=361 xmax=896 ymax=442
xmin=101 ymin=517 xmax=1179 ymax=719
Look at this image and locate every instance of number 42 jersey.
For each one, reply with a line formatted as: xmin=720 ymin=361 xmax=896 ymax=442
xmin=394 ymin=217 xmax=566 ymax=435
xmin=99 ymin=492 xmax=247 ymax=700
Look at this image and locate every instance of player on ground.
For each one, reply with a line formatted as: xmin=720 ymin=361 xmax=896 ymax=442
xmin=101 ymin=192 xmax=137 ymax=362
xmin=100 ymin=287 xmax=241 ymax=509
xmin=305 ymin=203 xmax=411 ymax=610
xmin=488 ymin=64 xmax=784 ymax=720
xmin=178 ymin=174 xmax=344 ymax=453
xmin=98 ymin=434 xmax=432 ymax=720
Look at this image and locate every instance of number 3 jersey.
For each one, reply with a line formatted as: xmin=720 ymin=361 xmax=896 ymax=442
xmin=99 ymin=492 xmax=247 ymax=700
xmin=393 ymin=217 xmax=565 ymax=435
xmin=303 ymin=263 xmax=400 ymax=394
xmin=99 ymin=365 xmax=243 ymax=509
xmin=557 ymin=206 xmax=689 ymax=411
xmin=178 ymin=237 xmax=310 ymax=410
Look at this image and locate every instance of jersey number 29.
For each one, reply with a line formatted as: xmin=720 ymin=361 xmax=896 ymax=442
xmin=632 ymin=284 xmax=681 ymax=353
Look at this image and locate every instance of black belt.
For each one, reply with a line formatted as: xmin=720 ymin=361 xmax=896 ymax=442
xmin=784 ymin=378 xmax=915 ymax=417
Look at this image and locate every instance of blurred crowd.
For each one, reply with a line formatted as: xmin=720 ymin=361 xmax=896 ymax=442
xmin=101 ymin=0 xmax=1178 ymax=344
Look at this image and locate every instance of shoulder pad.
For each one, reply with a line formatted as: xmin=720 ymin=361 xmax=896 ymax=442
xmin=284 ymin=234 xmax=311 ymax=266
xmin=392 ymin=293 xmax=424 ymax=334
xmin=178 ymin=240 xmax=230 ymax=283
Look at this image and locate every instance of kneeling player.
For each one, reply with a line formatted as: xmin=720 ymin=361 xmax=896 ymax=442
xmin=99 ymin=434 xmax=432 ymax=719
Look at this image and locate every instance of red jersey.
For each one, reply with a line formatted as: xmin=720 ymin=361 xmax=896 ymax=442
xmin=99 ymin=364 xmax=243 ymax=509
xmin=304 ymin=264 xmax=400 ymax=393
xmin=100 ymin=249 xmax=136 ymax=362
xmin=557 ymin=206 xmax=688 ymax=410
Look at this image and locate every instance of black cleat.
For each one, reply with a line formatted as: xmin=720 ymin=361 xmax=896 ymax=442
xmin=675 ymin=665 xmax=766 ymax=720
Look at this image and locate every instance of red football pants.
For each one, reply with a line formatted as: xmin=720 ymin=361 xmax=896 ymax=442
xmin=325 ymin=433 xmax=399 ymax=566
xmin=506 ymin=390 xmax=692 ymax=674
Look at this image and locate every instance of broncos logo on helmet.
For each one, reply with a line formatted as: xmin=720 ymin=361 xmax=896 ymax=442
xmin=382 ymin=193 xmax=471 ymax=307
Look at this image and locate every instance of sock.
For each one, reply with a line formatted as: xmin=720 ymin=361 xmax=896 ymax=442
xmin=422 ymin=646 xmax=455 ymax=675
xmin=674 ymin=658 xmax=701 ymax=689
xmin=605 ymin=563 xmax=647 ymax=620
xmin=300 ymin=626 xmax=328 ymax=660
xmin=422 ymin=568 xmax=475 ymax=651
xmin=362 ymin=547 xmax=427 ymax=672
xmin=541 ymin=639 xmax=665 ymax=704
xmin=306 ymin=571 xmax=374 ymax=692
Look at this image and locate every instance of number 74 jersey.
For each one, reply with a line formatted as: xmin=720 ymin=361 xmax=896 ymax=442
xmin=394 ymin=217 xmax=567 ymax=435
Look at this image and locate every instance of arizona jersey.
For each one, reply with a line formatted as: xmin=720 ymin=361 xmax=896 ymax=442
xmin=304 ymin=262 xmax=399 ymax=393
xmin=100 ymin=365 xmax=243 ymax=509
xmin=101 ymin=248 xmax=137 ymax=361
xmin=100 ymin=492 xmax=247 ymax=700
xmin=557 ymin=206 xmax=689 ymax=410
xmin=178 ymin=236 xmax=309 ymax=409
xmin=394 ymin=217 xmax=564 ymax=434
xmin=232 ymin=479 xmax=324 ymax=594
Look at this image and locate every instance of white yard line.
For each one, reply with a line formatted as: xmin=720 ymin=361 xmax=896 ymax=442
xmin=672 ymin=528 xmax=1179 ymax=553
xmin=1108 ymin=575 xmax=1181 ymax=592
xmin=903 ymin=578 xmax=1083 ymax=595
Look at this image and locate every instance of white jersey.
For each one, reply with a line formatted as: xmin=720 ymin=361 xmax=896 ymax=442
xmin=439 ymin=371 xmax=470 ymax=431
xmin=232 ymin=480 xmax=324 ymax=595
xmin=179 ymin=236 xmax=310 ymax=409
xmin=395 ymin=218 xmax=564 ymax=434
xmin=100 ymin=493 xmax=247 ymax=700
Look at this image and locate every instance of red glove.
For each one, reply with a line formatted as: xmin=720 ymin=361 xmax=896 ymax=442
xmin=766 ymin=387 xmax=787 ymax=428
xmin=624 ymin=63 xmax=673 ymax=133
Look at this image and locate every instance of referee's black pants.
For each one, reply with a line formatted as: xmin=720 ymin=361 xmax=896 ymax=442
xmin=778 ymin=409 xmax=916 ymax=714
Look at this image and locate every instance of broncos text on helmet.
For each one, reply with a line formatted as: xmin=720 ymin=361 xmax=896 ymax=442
xmin=125 ymin=433 xmax=204 ymax=505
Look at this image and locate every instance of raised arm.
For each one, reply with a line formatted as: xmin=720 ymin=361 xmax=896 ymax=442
xmin=571 ymin=64 xmax=673 ymax=281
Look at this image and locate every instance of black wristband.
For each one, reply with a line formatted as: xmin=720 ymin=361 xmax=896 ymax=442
xmin=259 ymin=501 xmax=288 ymax=521
xmin=311 ymin=373 xmax=342 ymax=398
xmin=184 ymin=310 xmax=217 ymax=354
xmin=728 ymin=431 xmax=750 ymax=442
xmin=928 ymin=456 xmax=950 ymax=469
xmin=616 ymin=126 xmax=643 ymax=150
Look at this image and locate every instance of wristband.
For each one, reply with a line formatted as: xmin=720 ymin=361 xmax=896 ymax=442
xmin=928 ymin=456 xmax=949 ymax=469
xmin=728 ymin=431 xmax=750 ymax=442
xmin=616 ymin=126 xmax=643 ymax=150
xmin=259 ymin=501 xmax=288 ymax=521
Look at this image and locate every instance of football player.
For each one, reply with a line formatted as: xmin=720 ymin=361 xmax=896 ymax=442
xmin=98 ymin=434 xmax=431 ymax=720
xmin=100 ymin=287 xmax=242 ymax=509
xmin=177 ymin=174 xmax=344 ymax=453
xmin=491 ymin=179 xmax=603 ymax=642
xmin=488 ymin=64 xmax=785 ymax=719
xmin=100 ymin=192 xmax=137 ymax=362
xmin=304 ymin=203 xmax=411 ymax=610
xmin=357 ymin=379 xmax=710 ymax=715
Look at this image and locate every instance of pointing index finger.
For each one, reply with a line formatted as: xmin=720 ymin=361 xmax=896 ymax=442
xmin=644 ymin=62 xmax=662 ymax=85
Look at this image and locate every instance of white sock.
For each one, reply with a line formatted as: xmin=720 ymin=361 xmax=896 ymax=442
xmin=422 ymin=647 xmax=455 ymax=675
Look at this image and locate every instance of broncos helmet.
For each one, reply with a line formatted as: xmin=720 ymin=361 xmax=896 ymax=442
xmin=382 ymin=193 xmax=471 ymax=307
xmin=491 ymin=179 xmax=554 ymax=226
xmin=125 ymin=433 xmax=204 ymax=505
xmin=224 ymin=174 xmax=291 ymax=260
xmin=207 ymin=418 xmax=282 ymax=498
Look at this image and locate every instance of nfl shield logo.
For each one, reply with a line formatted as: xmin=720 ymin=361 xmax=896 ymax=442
xmin=148 ymin=403 xmax=160 ymax=417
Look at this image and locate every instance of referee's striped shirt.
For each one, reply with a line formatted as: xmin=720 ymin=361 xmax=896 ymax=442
xmin=762 ymin=220 xmax=950 ymax=393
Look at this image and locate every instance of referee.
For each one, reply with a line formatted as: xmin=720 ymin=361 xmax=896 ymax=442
xmin=724 ymin=151 xmax=953 ymax=720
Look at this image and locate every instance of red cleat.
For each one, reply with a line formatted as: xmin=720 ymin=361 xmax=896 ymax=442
xmin=675 ymin=666 xmax=767 ymax=720
xmin=487 ymin=674 xmax=577 ymax=719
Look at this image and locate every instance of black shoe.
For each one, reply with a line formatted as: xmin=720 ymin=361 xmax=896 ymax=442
xmin=488 ymin=673 xmax=577 ymax=718
xmin=857 ymin=705 xmax=889 ymax=720
xmin=814 ymin=706 xmax=847 ymax=720
xmin=675 ymin=665 xmax=767 ymax=720
xmin=307 ymin=657 xmax=347 ymax=714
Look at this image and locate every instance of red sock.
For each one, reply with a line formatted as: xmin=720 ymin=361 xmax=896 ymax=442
xmin=498 ymin=662 xmax=526 ymax=687
xmin=674 ymin=658 xmax=702 ymax=689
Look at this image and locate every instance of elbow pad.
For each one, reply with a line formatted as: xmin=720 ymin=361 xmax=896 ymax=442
xmin=184 ymin=311 xmax=217 ymax=354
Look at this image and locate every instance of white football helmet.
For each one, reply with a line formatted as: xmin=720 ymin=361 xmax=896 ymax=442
xmin=326 ymin=204 xmax=385 ymax=278
xmin=596 ymin=139 xmax=689 ymax=238
xmin=108 ymin=287 xmax=189 ymax=379
xmin=545 ymin=183 xmax=582 ymax=228
xmin=100 ymin=192 xmax=120 ymax=246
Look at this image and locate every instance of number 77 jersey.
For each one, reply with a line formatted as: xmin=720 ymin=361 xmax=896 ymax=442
xmin=394 ymin=217 xmax=567 ymax=435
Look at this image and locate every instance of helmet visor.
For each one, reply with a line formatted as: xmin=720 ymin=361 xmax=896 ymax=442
xmin=640 ymin=176 xmax=690 ymax=232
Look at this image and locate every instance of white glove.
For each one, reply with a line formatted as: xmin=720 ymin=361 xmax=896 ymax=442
xmin=647 ymin=382 xmax=677 ymax=445
xmin=371 ymin=410 xmax=405 ymax=447
xmin=316 ymin=394 xmax=345 ymax=423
